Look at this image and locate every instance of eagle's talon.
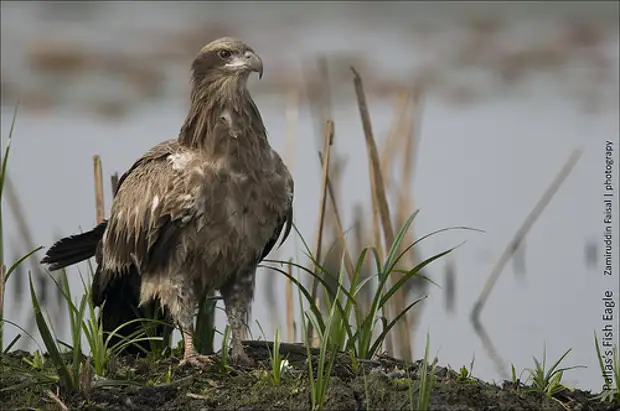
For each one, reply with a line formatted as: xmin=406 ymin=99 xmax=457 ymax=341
xmin=231 ymin=351 xmax=254 ymax=368
xmin=180 ymin=354 xmax=217 ymax=369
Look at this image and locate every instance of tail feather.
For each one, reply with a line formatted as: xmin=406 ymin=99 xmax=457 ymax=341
xmin=97 ymin=268 xmax=172 ymax=355
xmin=41 ymin=220 xmax=172 ymax=355
xmin=40 ymin=221 xmax=107 ymax=270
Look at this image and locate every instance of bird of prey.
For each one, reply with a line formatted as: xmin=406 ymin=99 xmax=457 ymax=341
xmin=41 ymin=37 xmax=294 ymax=366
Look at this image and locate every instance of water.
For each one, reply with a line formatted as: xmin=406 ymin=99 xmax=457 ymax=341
xmin=1 ymin=1 xmax=619 ymax=391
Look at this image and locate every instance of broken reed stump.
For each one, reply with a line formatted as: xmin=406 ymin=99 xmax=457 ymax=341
xmin=110 ymin=172 xmax=119 ymax=196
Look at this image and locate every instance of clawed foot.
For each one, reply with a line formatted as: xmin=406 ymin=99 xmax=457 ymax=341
xmin=230 ymin=349 xmax=254 ymax=368
xmin=180 ymin=354 xmax=217 ymax=369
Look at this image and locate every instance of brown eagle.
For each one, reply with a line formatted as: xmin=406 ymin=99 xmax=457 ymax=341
xmin=41 ymin=37 xmax=294 ymax=366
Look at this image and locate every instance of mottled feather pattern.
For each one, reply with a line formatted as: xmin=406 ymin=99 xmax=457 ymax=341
xmin=98 ymin=107 xmax=292 ymax=316
xmin=101 ymin=140 xmax=183 ymax=272
xmin=42 ymin=37 xmax=293 ymax=363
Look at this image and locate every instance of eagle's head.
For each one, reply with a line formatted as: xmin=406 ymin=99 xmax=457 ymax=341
xmin=192 ymin=37 xmax=263 ymax=85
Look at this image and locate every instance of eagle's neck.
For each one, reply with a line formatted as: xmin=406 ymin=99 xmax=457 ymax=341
xmin=178 ymin=76 xmax=268 ymax=159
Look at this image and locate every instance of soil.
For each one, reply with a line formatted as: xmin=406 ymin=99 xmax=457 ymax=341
xmin=1 ymin=341 xmax=617 ymax=411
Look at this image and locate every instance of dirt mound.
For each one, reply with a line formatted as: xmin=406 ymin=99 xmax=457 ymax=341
xmin=1 ymin=342 xmax=616 ymax=411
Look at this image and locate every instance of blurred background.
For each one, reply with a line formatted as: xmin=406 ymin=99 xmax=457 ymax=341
xmin=1 ymin=1 xmax=619 ymax=392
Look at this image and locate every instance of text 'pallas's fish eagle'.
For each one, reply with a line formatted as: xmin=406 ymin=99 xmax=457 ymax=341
xmin=41 ymin=37 xmax=294 ymax=366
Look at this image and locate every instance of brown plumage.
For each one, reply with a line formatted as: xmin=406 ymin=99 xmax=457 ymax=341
xmin=41 ymin=37 xmax=294 ymax=366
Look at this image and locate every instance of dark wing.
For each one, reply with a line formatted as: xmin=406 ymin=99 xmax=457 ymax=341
xmin=95 ymin=140 xmax=179 ymax=351
xmin=41 ymin=140 xmax=179 ymax=354
xmin=259 ymin=158 xmax=294 ymax=262
xmin=92 ymin=139 xmax=203 ymax=303
xmin=259 ymin=201 xmax=293 ymax=262
xmin=40 ymin=138 xmax=177 ymax=272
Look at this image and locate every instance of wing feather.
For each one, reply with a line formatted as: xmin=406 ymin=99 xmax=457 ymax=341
xmin=259 ymin=158 xmax=294 ymax=262
xmin=98 ymin=140 xmax=200 ymax=281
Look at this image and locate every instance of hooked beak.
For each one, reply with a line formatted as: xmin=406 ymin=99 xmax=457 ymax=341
xmin=224 ymin=50 xmax=264 ymax=79
xmin=244 ymin=50 xmax=263 ymax=79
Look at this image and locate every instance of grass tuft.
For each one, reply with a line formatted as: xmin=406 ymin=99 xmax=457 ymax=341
xmin=594 ymin=332 xmax=620 ymax=403
xmin=265 ymin=211 xmax=472 ymax=362
xmin=415 ymin=333 xmax=437 ymax=411
xmin=524 ymin=345 xmax=584 ymax=398
xmin=257 ymin=321 xmax=287 ymax=385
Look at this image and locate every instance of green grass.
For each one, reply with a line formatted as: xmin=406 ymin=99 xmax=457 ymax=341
xmin=258 ymin=212 xmax=464 ymax=411
xmin=194 ymin=291 xmax=218 ymax=355
xmin=0 ymin=110 xmax=162 ymax=395
xmin=217 ymin=324 xmax=232 ymax=372
xmin=414 ymin=333 xmax=437 ymax=411
xmin=452 ymin=356 xmax=477 ymax=385
xmin=511 ymin=362 xmax=526 ymax=387
xmin=524 ymin=346 xmax=584 ymax=398
xmin=1 ymin=268 xmax=165 ymax=394
xmin=264 ymin=211 xmax=471 ymax=363
xmin=256 ymin=322 xmax=287 ymax=386
xmin=0 ymin=104 xmax=20 ymax=355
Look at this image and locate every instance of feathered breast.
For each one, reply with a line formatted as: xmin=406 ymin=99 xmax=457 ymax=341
xmin=98 ymin=138 xmax=292 ymax=283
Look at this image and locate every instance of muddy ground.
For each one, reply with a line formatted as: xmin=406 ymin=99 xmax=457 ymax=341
xmin=1 ymin=341 xmax=617 ymax=411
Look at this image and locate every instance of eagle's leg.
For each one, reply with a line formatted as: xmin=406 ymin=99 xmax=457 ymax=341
xmin=158 ymin=279 xmax=215 ymax=367
xmin=178 ymin=312 xmax=216 ymax=367
xmin=220 ymin=271 xmax=255 ymax=367
xmin=181 ymin=325 xmax=198 ymax=359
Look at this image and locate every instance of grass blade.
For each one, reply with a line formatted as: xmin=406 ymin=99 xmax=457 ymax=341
xmin=5 ymin=246 xmax=43 ymax=283
xmin=28 ymin=273 xmax=74 ymax=391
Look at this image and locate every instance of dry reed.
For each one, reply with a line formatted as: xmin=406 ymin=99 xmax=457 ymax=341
xmin=310 ymin=121 xmax=335 ymax=312
xmin=352 ymin=67 xmax=412 ymax=361
xmin=92 ymin=155 xmax=105 ymax=224
xmin=280 ymin=86 xmax=301 ymax=342
xmin=318 ymin=152 xmax=356 ymax=279
xmin=285 ymin=260 xmax=295 ymax=343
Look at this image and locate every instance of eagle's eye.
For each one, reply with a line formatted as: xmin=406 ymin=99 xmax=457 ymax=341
xmin=218 ymin=50 xmax=232 ymax=59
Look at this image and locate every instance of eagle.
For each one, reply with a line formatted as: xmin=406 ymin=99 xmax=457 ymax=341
xmin=41 ymin=37 xmax=294 ymax=367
